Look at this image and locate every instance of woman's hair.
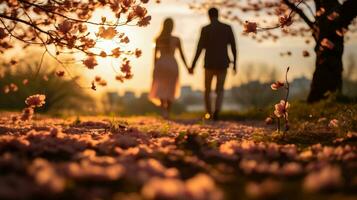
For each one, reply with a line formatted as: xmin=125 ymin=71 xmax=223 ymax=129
xmin=157 ymin=18 xmax=174 ymax=46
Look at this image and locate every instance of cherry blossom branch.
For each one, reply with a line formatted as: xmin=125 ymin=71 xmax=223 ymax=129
xmin=283 ymin=67 xmax=290 ymax=132
xmin=18 ymin=0 xmax=132 ymax=27
xmin=245 ymin=0 xmax=308 ymax=33
xmin=0 ymin=13 xmax=51 ymax=35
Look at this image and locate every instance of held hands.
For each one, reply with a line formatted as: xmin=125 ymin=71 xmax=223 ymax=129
xmin=232 ymin=62 xmax=237 ymax=75
xmin=233 ymin=66 xmax=237 ymax=75
xmin=183 ymin=62 xmax=194 ymax=75
xmin=188 ymin=63 xmax=195 ymax=75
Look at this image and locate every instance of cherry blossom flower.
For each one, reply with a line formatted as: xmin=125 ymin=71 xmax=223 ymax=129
xmin=22 ymin=79 xmax=29 ymax=85
xmin=320 ymin=38 xmax=334 ymax=50
xmin=20 ymin=107 xmax=34 ymax=121
xmin=328 ymin=119 xmax=339 ymax=128
xmin=55 ymin=70 xmax=65 ymax=77
xmin=9 ymin=83 xmax=18 ymax=92
xmin=25 ymin=94 xmax=46 ymax=108
xmin=83 ymin=56 xmax=98 ymax=69
xmin=270 ymin=81 xmax=284 ymax=90
xmin=135 ymin=48 xmax=142 ymax=57
xmin=316 ymin=7 xmax=325 ymax=16
xmin=243 ymin=21 xmax=257 ymax=33
xmin=274 ymin=100 xmax=289 ymax=118
xmin=302 ymin=50 xmax=310 ymax=57
xmin=3 ymin=85 xmax=10 ymax=94
xmin=98 ymin=80 xmax=107 ymax=87
xmin=99 ymin=51 xmax=107 ymax=57
xmin=0 ymin=27 xmax=8 ymax=39
xmin=327 ymin=12 xmax=339 ymax=21
xmin=57 ymin=20 xmax=73 ymax=34
xmin=138 ymin=16 xmax=152 ymax=27
xmin=279 ymin=15 xmax=293 ymax=27
xmin=115 ymin=75 xmax=125 ymax=83
xmin=94 ymin=76 xmax=102 ymax=82
xmin=111 ymin=47 xmax=121 ymax=58
xmin=336 ymin=28 xmax=348 ymax=37
xmin=133 ymin=6 xmax=148 ymax=18
xmin=97 ymin=27 xmax=117 ymax=40
xmin=265 ymin=117 xmax=274 ymax=125
xmin=121 ymin=61 xmax=132 ymax=74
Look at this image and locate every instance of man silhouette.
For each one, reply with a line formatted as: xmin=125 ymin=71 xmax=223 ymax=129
xmin=189 ymin=7 xmax=237 ymax=120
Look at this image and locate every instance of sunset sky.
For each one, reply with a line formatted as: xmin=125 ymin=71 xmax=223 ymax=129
xmin=51 ymin=0 xmax=357 ymax=95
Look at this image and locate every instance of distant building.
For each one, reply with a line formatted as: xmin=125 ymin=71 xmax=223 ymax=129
xmin=140 ymin=92 xmax=149 ymax=99
xmin=107 ymin=92 xmax=120 ymax=105
xmin=290 ymin=76 xmax=310 ymax=97
xmin=122 ymin=91 xmax=136 ymax=103
xmin=179 ymin=86 xmax=193 ymax=100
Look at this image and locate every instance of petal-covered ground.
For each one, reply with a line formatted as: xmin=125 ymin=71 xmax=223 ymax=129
xmin=0 ymin=114 xmax=356 ymax=200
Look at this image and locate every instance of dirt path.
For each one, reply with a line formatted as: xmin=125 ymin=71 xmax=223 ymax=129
xmin=0 ymin=113 xmax=356 ymax=200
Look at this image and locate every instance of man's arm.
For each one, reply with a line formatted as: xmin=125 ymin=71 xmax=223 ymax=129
xmin=177 ymin=38 xmax=188 ymax=69
xmin=191 ymin=28 xmax=206 ymax=71
xmin=229 ymin=26 xmax=237 ymax=73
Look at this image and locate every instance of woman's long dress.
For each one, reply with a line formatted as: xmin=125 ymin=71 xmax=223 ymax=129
xmin=149 ymin=37 xmax=180 ymax=105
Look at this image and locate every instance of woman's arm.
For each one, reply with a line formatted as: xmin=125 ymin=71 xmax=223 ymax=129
xmin=177 ymin=38 xmax=188 ymax=69
xmin=153 ymin=42 xmax=158 ymax=65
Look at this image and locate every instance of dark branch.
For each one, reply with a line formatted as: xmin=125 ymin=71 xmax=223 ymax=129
xmin=314 ymin=0 xmax=321 ymax=12
xmin=0 ymin=13 xmax=50 ymax=35
xmin=282 ymin=0 xmax=315 ymax=28
xmin=18 ymin=0 xmax=134 ymax=27
xmin=302 ymin=1 xmax=315 ymax=19
xmin=340 ymin=0 xmax=357 ymax=28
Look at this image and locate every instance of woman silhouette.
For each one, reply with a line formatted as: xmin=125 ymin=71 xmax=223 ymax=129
xmin=149 ymin=18 xmax=188 ymax=118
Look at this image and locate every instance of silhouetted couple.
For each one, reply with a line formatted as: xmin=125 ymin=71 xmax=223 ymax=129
xmin=149 ymin=8 xmax=237 ymax=120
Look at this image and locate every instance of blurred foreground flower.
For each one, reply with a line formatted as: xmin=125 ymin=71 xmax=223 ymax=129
xmin=245 ymin=179 xmax=282 ymax=199
xmin=141 ymin=173 xmax=222 ymax=200
xmin=141 ymin=178 xmax=186 ymax=199
xmin=303 ymin=165 xmax=342 ymax=192
xmin=28 ymin=158 xmax=65 ymax=193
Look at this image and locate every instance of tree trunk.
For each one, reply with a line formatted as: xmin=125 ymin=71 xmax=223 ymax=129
xmin=307 ymin=0 xmax=345 ymax=103
xmin=307 ymin=37 xmax=344 ymax=103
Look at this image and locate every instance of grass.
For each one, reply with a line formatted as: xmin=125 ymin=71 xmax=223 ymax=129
xmin=174 ymin=97 xmax=357 ymax=148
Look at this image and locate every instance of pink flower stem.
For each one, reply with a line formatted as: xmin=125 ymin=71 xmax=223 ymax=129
xmin=277 ymin=118 xmax=281 ymax=134
xmin=283 ymin=67 xmax=290 ymax=133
